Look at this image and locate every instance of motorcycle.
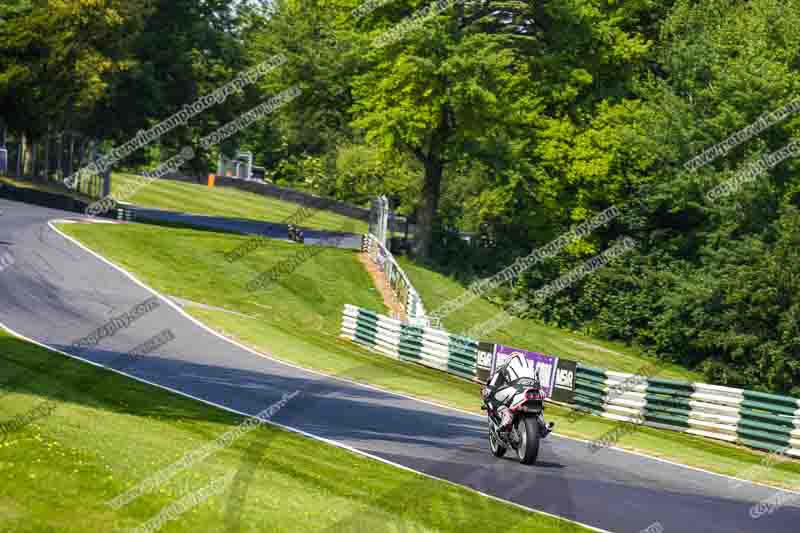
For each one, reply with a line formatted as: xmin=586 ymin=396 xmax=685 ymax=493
xmin=482 ymin=374 xmax=555 ymax=465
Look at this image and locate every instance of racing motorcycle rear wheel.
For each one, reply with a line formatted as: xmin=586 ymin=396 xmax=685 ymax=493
xmin=515 ymin=417 xmax=540 ymax=465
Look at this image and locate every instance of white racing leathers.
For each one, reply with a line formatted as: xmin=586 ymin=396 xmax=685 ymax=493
xmin=486 ymin=354 xmax=546 ymax=431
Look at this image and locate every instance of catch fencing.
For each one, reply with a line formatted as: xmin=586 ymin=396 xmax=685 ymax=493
xmin=340 ymin=304 xmax=800 ymax=458
xmin=361 ymin=234 xmax=428 ymax=326
xmin=1 ymin=129 xmax=109 ymax=199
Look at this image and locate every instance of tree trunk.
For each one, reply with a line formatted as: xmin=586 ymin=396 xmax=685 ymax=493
xmin=21 ymin=132 xmax=33 ymax=176
xmin=56 ymin=132 xmax=63 ymax=179
xmin=413 ymin=155 xmax=444 ymax=260
xmin=67 ymin=134 xmax=75 ymax=179
xmin=44 ymin=130 xmax=50 ymax=181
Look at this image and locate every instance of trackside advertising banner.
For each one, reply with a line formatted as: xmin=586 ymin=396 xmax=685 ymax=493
xmin=476 ymin=342 xmax=495 ymax=383
xmin=480 ymin=343 xmax=576 ymax=403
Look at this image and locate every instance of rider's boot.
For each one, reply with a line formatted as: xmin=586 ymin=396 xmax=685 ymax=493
xmin=498 ymin=406 xmax=513 ymax=432
xmin=539 ymin=417 xmax=555 ymax=437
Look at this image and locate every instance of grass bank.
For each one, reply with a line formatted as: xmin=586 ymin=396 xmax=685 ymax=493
xmin=0 ymin=328 xmax=589 ymax=532
xmin=111 ymin=174 xmax=369 ymax=233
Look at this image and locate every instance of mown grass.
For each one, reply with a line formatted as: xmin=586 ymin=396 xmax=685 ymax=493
xmin=0 ymin=174 xmax=369 ymax=234
xmin=111 ymin=174 xmax=369 ymax=233
xmin=55 ymin=222 xmax=800 ymax=490
xmin=0 ymin=329 xmax=590 ymax=533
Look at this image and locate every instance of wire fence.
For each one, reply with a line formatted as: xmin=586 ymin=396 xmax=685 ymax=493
xmin=0 ymin=129 xmax=108 ymax=199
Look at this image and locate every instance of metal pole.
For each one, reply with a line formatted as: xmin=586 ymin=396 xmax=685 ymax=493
xmin=16 ymin=141 xmax=22 ymax=177
xmin=30 ymin=140 xmax=37 ymax=179
xmin=67 ymin=134 xmax=74 ymax=179
xmin=102 ymin=165 xmax=111 ymax=197
xmin=44 ymin=132 xmax=50 ymax=180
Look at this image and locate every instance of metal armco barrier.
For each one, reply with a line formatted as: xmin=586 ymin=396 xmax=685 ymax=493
xmin=341 ymin=305 xmax=800 ymax=457
xmin=571 ymin=365 xmax=800 ymax=456
xmin=116 ymin=204 xmax=135 ymax=221
xmin=340 ymin=304 xmax=477 ymax=380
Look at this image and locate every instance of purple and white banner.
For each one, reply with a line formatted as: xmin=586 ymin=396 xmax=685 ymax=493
xmin=477 ymin=341 xmax=577 ymax=403
xmin=491 ymin=345 xmax=559 ymax=398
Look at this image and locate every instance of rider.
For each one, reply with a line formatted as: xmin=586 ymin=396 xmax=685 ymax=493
xmin=481 ymin=353 xmax=551 ymax=435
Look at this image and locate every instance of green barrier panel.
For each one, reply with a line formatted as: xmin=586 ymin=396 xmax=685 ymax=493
xmin=736 ymin=426 xmax=792 ymax=448
xmin=643 ymin=404 xmax=691 ymax=419
xmin=646 ymin=395 xmax=692 ymax=410
xmin=356 ymin=307 xmax=380 ymax=320
xmin=353 ymin=332 xmax=378 ymax=349
xmin=642 ymin=410 xmax=691 ymax=428
xmin=736 ymin=418 xmax=795 ymax=438
xmin=398 ymin=336 xmax=424 ymax=350
xmin=448 ymin=356 xmax=476 ymax=377
xmin=743 ymin=390 xmax=800 ymax=409
xmin=645 ymin=384 xmax=694 ymax=398
xmin=354 ymin=316 xmax=380 ymax=334
xmin=647 ymin=377 xmax=695 ymax=392
xmin=576 ymin=365 xmax=607 ymax=379
xmin=353 ymin=320 xmax=378 ymax=347
xmin=354 ymin=311 xmax=380 ymax=327
xmin=741 ymin=399 xmax=798 ymax=416
xmin=397 ymin=341 xmax=422 ymax=362
xmin=577 ymin=374 xmax=608 ymax=387
xmin=574 ymin=397 xmax=605 ymax=410
xmin=738 ymin=438 xmax=793 ymax=454
xmin=449 ymin=334 xmax=478 ymax=348
xmin=575 ymin=378 xmax=606 ymax=395
xmin=574 ymin=388 xmax=605 ymax=402
xmin=738 ymin=408 xmax=797 ymax=429
xmin=447 ymin=344 xmax=477 ymax=362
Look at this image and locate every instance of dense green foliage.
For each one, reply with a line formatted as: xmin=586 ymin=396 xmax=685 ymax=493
xmin=1 ymin=0 xmax=798 ymax=393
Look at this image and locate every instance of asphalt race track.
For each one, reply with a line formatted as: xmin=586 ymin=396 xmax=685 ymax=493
xmin=129 ymin=204 xmax=363 ymax=249
xmin=1 ymin=198 xmax=798 ymax=533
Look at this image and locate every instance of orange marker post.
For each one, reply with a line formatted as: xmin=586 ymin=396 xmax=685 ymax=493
xmin=208 ymin=174 xmax=215 ymax=187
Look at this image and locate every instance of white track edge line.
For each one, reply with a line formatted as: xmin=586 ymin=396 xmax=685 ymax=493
xmin=46 ymin=219 xmax=800 ymax=497
xmin=0 ymin=320 xmax=608 ymax=533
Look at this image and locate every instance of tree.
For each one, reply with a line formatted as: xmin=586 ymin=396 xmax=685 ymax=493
xmin=0 ymin=0 xmax=144 ymax=157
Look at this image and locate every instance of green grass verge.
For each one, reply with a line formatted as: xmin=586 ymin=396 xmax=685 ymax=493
xmin=0 ymin=329 xmax=591 ymax=533
xmin=111 ymin=173 xmax=369 ymax=233
xmin=55 ymin=222 xmax=800 ymax=491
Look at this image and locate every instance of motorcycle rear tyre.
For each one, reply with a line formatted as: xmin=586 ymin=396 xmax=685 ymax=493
xmin=516 ymin=417 xmax=540 ymax=465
